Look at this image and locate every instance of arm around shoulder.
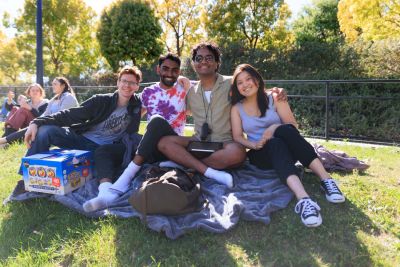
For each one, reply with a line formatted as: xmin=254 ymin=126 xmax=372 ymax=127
xmin=177 ymin=76 xmax=191 ymax=91
xmin=273 ymin=93 xmax=298 ymax=128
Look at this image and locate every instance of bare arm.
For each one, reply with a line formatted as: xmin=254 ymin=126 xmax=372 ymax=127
xmin=258 ymin=93 xmax=297 ymax=146
xmin=141 ymin=107 xmax=147 ymax=117
xmin=231 ymin=105 xmax=258 ymax=150
xmin=178 ymin=76 xmax=191 ymax=91
xmin=273 ymin=93 xmax=298 ymax=128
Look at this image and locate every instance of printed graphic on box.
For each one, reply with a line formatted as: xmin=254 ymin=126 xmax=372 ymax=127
xmin=21 ymin=149 xmax=93 ymax=195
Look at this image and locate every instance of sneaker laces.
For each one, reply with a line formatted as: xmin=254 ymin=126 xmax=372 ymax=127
xmin=322 ymin=179 xmax=342 ymax=195
xmin=295 ymin=198 xmax=320 ymax=217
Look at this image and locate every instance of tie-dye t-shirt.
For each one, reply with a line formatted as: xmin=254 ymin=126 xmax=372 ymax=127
xmin=141 ymin=82 xmax=187 ymax=135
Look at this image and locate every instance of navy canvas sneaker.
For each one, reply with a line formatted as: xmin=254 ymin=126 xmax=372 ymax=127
xmin=321 ymin=178 xmax=345 ymax=203
xmin=295 ymin=197 xmax=322 ymax=227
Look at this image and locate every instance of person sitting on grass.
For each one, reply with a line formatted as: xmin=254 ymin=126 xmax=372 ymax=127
xmin=10 ymin=66 xmax=142 ymax=197
xmin=230 ymin=64 xmax=345 ymax=227
xmin=1 ymin=90 xmax=16 ymax=120
xmin=0 ymin=77 xmax=78 ymax=147
xmin=156 ymin=42 xmax=286 ymax=188
xmin=3 ymin=84 xmax=49 ymax=137
xmin=82 ymin=53 xmax=230 ymax=212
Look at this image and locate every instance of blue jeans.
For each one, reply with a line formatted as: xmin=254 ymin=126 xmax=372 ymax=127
xmin=19 ymin=125 xmax=99 ymax=174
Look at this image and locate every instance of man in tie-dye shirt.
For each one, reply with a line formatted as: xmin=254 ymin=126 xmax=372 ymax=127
xmin=83 ymin=53 xmax=192 ymax=212
xmin=140 ymin=64 xmax=187 ymax=135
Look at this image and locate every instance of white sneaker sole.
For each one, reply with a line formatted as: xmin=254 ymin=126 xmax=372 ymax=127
xmin=303 ymin=219 xmax=322 ymax=227
xmin=325 ymin=195 xmax=346 ymax=203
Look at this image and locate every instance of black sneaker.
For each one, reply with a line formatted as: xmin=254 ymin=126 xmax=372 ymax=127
xmin=295 ymin=197 xmax=322 ymax=227
xmin=321 ymin=179 xmax=345 ymax=203
xmin=11 ymin=180 xmax=27 ymax=197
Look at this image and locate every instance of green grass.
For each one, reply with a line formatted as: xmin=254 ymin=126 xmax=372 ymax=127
xmin=0 ymin=123 xmax=399 ymax=266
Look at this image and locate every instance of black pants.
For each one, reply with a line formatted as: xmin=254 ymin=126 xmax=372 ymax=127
xmin=4 ymin=128 xmax=26 ymax=143
xmin=2 ymin=127 xmax=17 ymax=138
xmin=94 ymin=116 xmax=177 ymax=181
xmin=248 ymin=124 xmax=318 ymax=185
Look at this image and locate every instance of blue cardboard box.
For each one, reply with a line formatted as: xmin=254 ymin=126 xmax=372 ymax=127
xmin=21 ymin=149 xmax=93 ymax=195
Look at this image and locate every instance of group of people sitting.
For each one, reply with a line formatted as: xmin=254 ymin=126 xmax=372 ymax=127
xmin=0 ymin=78 xmax=78 ymax=147
xmin=6 ymin=41 xmax=345 ymax=228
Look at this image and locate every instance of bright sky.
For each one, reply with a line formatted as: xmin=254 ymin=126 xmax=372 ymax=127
xmin=0 ymin=0 xmax=312 ymax=38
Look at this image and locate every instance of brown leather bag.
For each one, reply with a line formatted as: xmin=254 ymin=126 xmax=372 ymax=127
xmin=129 ymin=166 xmax=203 ymax=216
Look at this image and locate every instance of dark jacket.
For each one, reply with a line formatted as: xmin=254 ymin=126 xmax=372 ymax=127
xmin=30 ymin=100 xmax=49 ymax=118
xmin=32 ymin=91 xmax=142 ymax=135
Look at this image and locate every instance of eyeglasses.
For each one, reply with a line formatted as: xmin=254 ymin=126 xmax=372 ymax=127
xmin=120 ymin=79 xmax=139 ymax=87
xmin=194 ymin=55 xmax=215 ymax=63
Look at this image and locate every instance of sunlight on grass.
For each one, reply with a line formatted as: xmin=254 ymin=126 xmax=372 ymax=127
xmin=225 ymin=243 xmax=252 ymax=266
xmin=59 ymin=221 xmax=118 ymax=266
xmin=0 ymin=122 xmax=399 ymax=266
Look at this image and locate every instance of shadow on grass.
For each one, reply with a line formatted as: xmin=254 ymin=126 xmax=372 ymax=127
xmin=0 ymin=198 xmax=100 ymax=265
xmin=0 ymin=173 xmax=379 ymax=266
xmin=220 ymin=174 xmax=380 ymax=266
xmin=113 ymin=219 xmax=240 ymax=266
xmin=102 ymin=177 xmax=378 ymax=266
xmin=110 ymin=173 xmax=380 ymax=266
xmin=0 ymin=198 xmax=239 ymax=266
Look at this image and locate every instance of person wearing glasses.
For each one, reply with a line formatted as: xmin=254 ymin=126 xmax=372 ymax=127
xmin=10 ymin=66 xmax=142 ymax=196
xmin=83 ymin=53 xmax=194 ymax=212
xmin=83 ymin=51 xmax=241 ymax=212
xmin=157 ymin=42 xmax=286 ymax=188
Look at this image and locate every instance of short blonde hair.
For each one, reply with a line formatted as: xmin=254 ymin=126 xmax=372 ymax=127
xmin=25 ymin=83 xmax=46 ymax=98
xmin=118 ymin=66 xmax=142 ymax=83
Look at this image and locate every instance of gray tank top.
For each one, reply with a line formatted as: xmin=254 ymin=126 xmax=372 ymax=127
xmin=237 ymin=94 xmax=282 ymax=142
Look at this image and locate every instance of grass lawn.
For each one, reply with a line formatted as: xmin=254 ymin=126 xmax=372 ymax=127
xmin=0 ymin=122 xmax=399 ymax=266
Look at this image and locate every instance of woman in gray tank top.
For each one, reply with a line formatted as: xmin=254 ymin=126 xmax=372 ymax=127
xmin=230 ymin=64 xmax=345 ymax=228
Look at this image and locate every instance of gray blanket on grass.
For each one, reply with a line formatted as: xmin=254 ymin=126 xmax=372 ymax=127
xmin=4 ymin=163 xmax=293 ymax=239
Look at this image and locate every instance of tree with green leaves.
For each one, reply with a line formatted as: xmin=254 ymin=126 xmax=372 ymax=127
xmin=338 ymin=0 xmax=400 ymax=42
xmin=204 ymin=0 xmax=291 ymax=50
xmin=293 ymin=0 xmax=342 ymax=44
xmin=12 ymin=0 xmax=101 ymax=78
xmin=150 ymin=0 xmax=205 ymax=57
xmin=285 ymin=0 xmax=360 ymax=79
xmin=97 ymin=0 xmax=163 ymax=71
xmin=0 ymin=37 xmax=24 ymax=84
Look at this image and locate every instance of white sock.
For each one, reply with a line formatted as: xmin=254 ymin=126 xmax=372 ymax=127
xmin=82 ymin=182 xmax=119 ymax=212
xmin=204 ymin=168 xmax=233 ymax=188
xmin=109 ymin=161 xmax=141 ymax=193
xmin=98 ymin=182 xmax=112 ymax=195
xmin=159 ymin=160 xmax=184 ymax=169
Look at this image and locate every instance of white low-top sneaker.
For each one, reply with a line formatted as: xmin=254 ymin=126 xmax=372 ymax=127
xmin=295 ymin=197 xmax=322 ymax=227
xmin=321 ymin=179 xmax=345 ymax=203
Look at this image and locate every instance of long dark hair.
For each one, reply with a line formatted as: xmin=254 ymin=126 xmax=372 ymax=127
xmin=231 ymin=64 xmax=269 ymax=117
xmin=54 ymin=77 xmax=75 ymax=100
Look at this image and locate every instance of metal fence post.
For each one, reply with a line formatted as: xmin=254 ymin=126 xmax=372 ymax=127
xmin=325 ymin=81 xmax=330 ymax=140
